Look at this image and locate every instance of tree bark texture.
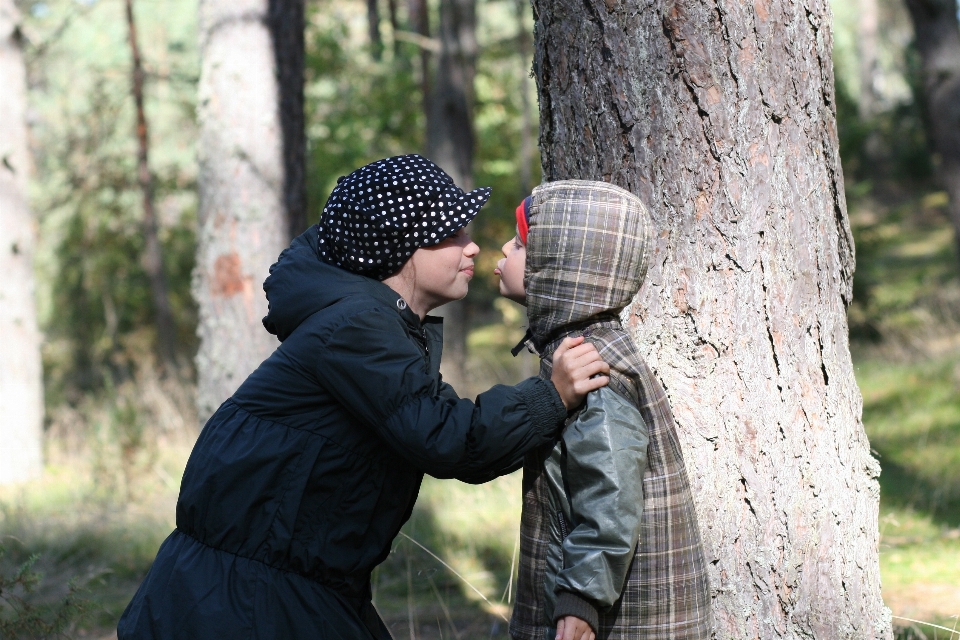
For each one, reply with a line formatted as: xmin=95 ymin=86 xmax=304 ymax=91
xmin=426 ymin=0 xmax=478 ymax=392
xmin=0 ymin=0 xmax=44 ymax=483
xmin=532 ymin=0 xmax=890 ymax=637
xmin=904 ymin=0 xmax=960 ymax=258
xmin=267 ymin=0 xmax=307 ymax=239
xmin=194 ymin=0 xmax=288 ymax=421
xmin=125 ymin=0 xmax=179 ymax=372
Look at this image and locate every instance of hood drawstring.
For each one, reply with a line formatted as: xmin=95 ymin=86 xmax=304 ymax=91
xmin=511 ymin=328 xmax=535 ymax=357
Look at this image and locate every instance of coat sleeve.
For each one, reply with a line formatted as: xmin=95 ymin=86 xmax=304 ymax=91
xmin=315 ymin=305 xmax=567 ymax=481
xmin=553 ymin=386 xmax=650 ymax=623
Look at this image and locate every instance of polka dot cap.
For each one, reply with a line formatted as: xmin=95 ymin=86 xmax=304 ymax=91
xmin=317 ymin=154 xmax=492 ymax=280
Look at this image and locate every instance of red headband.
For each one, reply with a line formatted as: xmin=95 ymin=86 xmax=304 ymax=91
xmin=515 ymin=196 xmax=531 ymax=244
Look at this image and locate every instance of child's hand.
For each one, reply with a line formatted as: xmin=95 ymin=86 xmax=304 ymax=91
xmin=555 ymin=615 xmax=595 ymax=640
xmin=551 ymin=336 xmax=610 ymax=410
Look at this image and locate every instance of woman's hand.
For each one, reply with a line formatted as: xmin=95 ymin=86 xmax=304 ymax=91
xmin=550 ymin=336 xmax=610 ymax=410
xmin=556 ymin=615 xmax=595 ymax=640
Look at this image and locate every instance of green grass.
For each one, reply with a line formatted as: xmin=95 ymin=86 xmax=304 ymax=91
xmin=856 ymin=356 xmax=960 ymax=630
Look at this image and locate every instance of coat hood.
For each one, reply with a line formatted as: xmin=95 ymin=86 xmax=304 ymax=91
xmin=525 ymin=181 xmax=652 ymax=349
xmin=262 ymin=225 xmax=412 ymax=341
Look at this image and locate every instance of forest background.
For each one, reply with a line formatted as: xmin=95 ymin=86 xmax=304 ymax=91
xmin=0 ymin=0 xmax=959 ymax=637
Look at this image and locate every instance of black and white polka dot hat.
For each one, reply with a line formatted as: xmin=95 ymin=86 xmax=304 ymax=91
xmin=317 ymin=154 xmax=492 ymax=280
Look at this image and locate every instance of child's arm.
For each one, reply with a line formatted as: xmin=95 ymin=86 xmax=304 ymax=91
xmin=553 ymin=386 xmax=651 ymax=631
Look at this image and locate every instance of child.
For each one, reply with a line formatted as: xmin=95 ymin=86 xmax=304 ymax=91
xmin=498 ymin=181 xmax=712 ymax=640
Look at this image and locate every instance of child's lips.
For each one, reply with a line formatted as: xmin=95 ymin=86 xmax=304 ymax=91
xmin=494 ymin=267 xmax=501 ymax=276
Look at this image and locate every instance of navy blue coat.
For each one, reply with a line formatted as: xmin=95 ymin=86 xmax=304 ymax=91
xmin=117 ymin=227 xmax=567 ymax=639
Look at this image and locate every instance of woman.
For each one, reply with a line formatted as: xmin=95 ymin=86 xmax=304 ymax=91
xmin=117 ymin=155 xmax=609 ymax=640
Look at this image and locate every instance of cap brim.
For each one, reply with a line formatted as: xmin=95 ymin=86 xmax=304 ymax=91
xmin=422 ymin=186 xmax=492 ymax=247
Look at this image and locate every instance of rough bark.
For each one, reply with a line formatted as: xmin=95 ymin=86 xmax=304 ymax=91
xmin=267 ymin=0 xmax=307 ymax=239
xmin=194 ymin=0 xmax=288 ymax=421
xmin=904 ymin=0 xmax=960 ymax=259
xmin=124 ymin=0 xmax=178 ymax=372
xmin=532 ymin=0 xmax=890 ymax=637
xmin=426 ymin=0 xmax=477 ymax=392
xmin=0 ymin=0 xmax=44 ymax=484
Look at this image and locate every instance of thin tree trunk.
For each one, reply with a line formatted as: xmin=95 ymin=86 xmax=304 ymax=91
xmin=515 ymin=0 xmax=533 ymax=197
xmin=367 ymin=0 xmax=384 ymax=60
xmin=532 ymin=0 xmax=890 ymax=636
xmin=904 ymin=0 xmax=960 ymax=261
xmin=387 ymin=0 xmax=400 ymax=57
xmin=0 ymin=0 xmax=44 ymax=483
xmin=426 ymin=0 xmax=477 ymax=393
xmin=267 ymin=0 xmax=307 ymax=239
xmin=195 ymin=0 xmax=289 ymax=421
xmin=124 ymin=0 xmax=178 ymax=373
xmin=859 ymin=0 xmax=880 ymax=118
xmin=409 ymin=0 xmax=432 ymax=127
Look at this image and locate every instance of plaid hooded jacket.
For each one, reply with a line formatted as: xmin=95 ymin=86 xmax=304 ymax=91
xmin=508 ymin=181 xmax=712 ymax=640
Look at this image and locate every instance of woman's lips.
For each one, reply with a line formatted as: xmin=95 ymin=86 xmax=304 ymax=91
xmin=461 ymin=267 xmax=474 ymax=277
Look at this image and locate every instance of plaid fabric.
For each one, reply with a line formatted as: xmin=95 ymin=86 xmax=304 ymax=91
xmin=510 ymin=181 xmax=711 ymax=640
xmin=524 ymin=181 xmax=651 ymax=352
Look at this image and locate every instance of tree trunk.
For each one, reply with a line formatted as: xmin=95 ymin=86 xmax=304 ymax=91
xmin=124 ymin=0 xmax=179 ymax=373
xmin=0 ymin=0 xmax=44 ymax=484
xmin=515 ymin=0 xmax=534 ymax=197
xmin=532 ymin=0 xmax=890 ymax=637
xmin=194 ymin=0 xmax=292 ymax=421
xmin=409 ymin=0 xmax=432 ymax=118
xmin=367 ymin=0 xmax=384 ymax=60
xmin=267 ymin=0 xmax=307 ymax=239
xmin=904 ymin=0 xmax=960 ymax=260
xmin=858 ymin=0 xmax=880 ymax=119
xmin=426 ymin=0 xmax=477 ymax=393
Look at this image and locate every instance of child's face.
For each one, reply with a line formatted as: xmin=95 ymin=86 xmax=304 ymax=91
xmin=496 ymin=235 xmax=527 ymax=305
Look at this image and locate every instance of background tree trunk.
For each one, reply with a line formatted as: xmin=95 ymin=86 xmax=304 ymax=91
xmin=194 ymin=0 xmax=292 ymax=421
xmin=859 ymin=0 xmax=880 ymax=119
xmin=426 ymin=0 xmax=477 ymax=393
xmin=267 ymin=0 xmax=307 ymax=239
xmin=904 ymin=0 xmax=960 ymax=260
xmin=124 ymin=0 xmax=179 ymax=373
xmin=367 ymin=0 xmax=384 ymax=60
xmin=532 ymin=0 xmax=890 ymax=636
xmin=0 ymin=0 xmax=44 ymax=484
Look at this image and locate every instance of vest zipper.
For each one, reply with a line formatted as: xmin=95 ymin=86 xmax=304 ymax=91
xmin=557 ymin=511 xmax=570 ymax=540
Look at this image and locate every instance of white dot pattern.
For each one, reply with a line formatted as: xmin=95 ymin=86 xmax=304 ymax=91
xmin=317 ymin=154 xmax=492 ymax=280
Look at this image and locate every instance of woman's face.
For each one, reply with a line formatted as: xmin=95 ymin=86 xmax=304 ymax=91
xmin=405 ymin=228 xmax=480 ymax=312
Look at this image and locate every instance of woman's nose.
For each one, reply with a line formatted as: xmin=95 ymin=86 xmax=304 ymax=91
xmin=465 ymin=241 xmax=480 ymax=257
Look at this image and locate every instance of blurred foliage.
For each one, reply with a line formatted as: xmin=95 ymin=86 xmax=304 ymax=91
xmin=24 ymin=0 xmax=199 ymax=414
xmin=304 ymin=0 xmax=540 ymax=319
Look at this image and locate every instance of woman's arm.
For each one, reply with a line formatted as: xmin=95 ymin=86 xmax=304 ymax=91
xmin=314 ymin=304 xmax=565 ymax=479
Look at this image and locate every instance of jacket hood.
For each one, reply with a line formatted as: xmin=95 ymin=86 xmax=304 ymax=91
xmin=262 ymin=225 xmax=412 ymax=341
xmin=525 ymin=180 xmax=651 ymax=349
